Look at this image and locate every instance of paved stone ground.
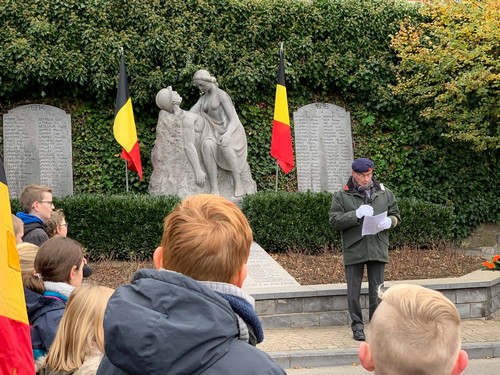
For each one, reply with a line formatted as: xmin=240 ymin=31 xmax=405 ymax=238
xmin=258 ymin=317 xmax=500 ymax=352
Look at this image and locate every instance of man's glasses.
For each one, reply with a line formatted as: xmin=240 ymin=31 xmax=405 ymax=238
xmin=59 ymin=222 xmax=69 ymax=227
xmin=39 ymin=200 xmax=53 ymax=205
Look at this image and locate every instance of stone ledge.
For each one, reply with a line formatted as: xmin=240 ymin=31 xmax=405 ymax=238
xmin=246 ymin=269 xmax=500 ymax=299
xmin=250 ymin=270 xmax=500 ymax=328
xmin=268 ymin=342 xmax=500 ymax=369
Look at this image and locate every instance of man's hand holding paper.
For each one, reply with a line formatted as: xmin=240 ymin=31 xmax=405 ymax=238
xmin=362 ymin=211 xmax=389 ymax=236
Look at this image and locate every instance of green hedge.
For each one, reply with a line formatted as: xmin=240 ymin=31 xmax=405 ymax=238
xmin=58 ymin=194 xmax=181 ymax=259
xmin=242 ymin=192 xmax=454 ymax=253
xmin=11 ymin=192 xmax=454 ymax=258
xmin=11 ymin=194 xmax=180 ymax=260
xmin=241 ymin=191 xmax=339 ymax=252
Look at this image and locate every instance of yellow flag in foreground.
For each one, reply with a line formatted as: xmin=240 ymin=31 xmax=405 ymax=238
xmin=0 ymin=157 xmax=35 ymax=374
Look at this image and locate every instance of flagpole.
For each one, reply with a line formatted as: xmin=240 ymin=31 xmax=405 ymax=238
xmin=125 ymin=160 xmax=129 ymax=192
xmin=119 ymin=47 xmax=129 ymax=193
xmin=275 ymin=42 xmax=284 ymax=193
xmin=275 ymin=162 xmax=279 ymax=192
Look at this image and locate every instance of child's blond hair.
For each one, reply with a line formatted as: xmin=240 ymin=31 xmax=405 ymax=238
xmin=368 ymin=284 xmax=462 ymax=375
xmin=17 ymin=242 xmax=39 ymax=274
xmin=12 ymin=214 xmax=23 ymax=235
xmin=160 ymin=194 xmax=253 ymax=283
xmin=44 ymin=284 xmax=114 ymax=372
xmin=12 ymin=214 xmax=24 ymax=243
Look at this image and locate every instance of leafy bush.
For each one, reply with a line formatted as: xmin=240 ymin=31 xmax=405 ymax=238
xmin=242 ymin=192 xmax=454 ymax=253
xmin=391 ymin=0 xmax=499 ymax=151
xmin=52 ymin=194 xmax=180 ymax=260
xmin=242 ymin=191 xmax=339 ymax=252
xmin=389 ymin=197 xmax=455 ymax=247
xmin=11 ymin=193 xmax=453 ymax=258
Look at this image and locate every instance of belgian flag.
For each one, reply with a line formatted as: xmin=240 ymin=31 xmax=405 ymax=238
xmin=0 ymin=157 xmax=35 ymax=374
xmin=113 ymin=51 xmax=143 ymax=180
xmin=270 ymin=44 xmax=294 ymax=174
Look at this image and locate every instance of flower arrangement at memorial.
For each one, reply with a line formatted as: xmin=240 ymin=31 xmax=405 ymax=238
xmin=481 ymin=255 xmax=500 ymax=271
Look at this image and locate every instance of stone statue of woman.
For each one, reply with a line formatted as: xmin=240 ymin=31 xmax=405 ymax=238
xmin=190 ymin=70 xmax=248 ymax=197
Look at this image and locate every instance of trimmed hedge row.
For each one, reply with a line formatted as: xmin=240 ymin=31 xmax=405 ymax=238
xmin=11 ymin=192 xmax=454 ymax=259
xmin=242 ymin=192 xmax=454 ymax=252
xmin=11 ymin=194 xmax=180 ymax=260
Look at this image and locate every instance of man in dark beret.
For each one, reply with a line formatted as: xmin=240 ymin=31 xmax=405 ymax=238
xmin=329 ymin=158 xmax=401 ymax=341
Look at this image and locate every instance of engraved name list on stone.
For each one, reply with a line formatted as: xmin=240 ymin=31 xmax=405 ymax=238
xmin=3 ymin=104 xmax=73 ymax=198
xmin=293 ymin=103 xmax=354 ymax=193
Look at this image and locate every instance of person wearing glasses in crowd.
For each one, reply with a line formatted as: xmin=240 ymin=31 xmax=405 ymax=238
xmin=16 ymin=184 xmax=54 ymax=246
xmin=44 ymin=208 xmax=93 ymax=278
xmin=17 ymin=185 xmax=93 ymax=278
xmin=44 ymin=209 xmax=69 ymax=238
xmin=329 ymin=158 xmax=401 ymax=342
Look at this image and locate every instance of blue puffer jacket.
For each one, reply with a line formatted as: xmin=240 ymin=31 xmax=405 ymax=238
xmin=24 ymin=287 xmax=66 ymax=360
xmin=97 ymin=269 xmax=285 ymax=375
xmin=16 ymin=212 xmax=49 ymax=246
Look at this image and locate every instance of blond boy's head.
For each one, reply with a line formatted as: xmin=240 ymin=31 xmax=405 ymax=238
xmin=12 ymin=214 xmax=24 ymax=244
xmin=19 ymin=184 xmax=53 ymax=219
xmin=359 ymin=284 xmax=468 ymax=375
xmin=154 ymin=194 xmax=253 ymax=287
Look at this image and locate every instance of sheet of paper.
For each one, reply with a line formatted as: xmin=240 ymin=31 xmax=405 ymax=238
xmin=362 ymin=211 xmax=387 ymax=236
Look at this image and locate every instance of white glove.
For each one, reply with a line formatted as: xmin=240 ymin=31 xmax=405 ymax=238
xmin=356 ymin=205 xmax=374 ymax=219
xmin=377 ymin=217 xmax=392 ymax=230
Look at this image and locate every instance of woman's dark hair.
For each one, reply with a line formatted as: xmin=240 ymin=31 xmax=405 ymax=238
xmin=22 ymin=237 xmax=83 ymax=294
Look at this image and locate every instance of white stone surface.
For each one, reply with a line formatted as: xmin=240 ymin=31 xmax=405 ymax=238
xmin=243 ymin=242 xmax=299 ymax=289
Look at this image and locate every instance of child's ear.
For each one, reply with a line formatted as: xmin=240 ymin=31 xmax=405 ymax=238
xmin=359 ymin=342 xmax=375 ymax=372
xmin=229 ymin=263 xmax=248 ymax=288
xmin=153 ymin=247 xmax=163 ymax=270
xmin=451 ymin=350 xmax=468 ymax=375
xmin=69 ymin=265 xmax=78 ymax=281
xmin=31 ymin=201 xmax=40 ymax=212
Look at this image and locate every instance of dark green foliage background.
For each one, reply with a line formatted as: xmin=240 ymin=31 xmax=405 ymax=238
xmin=1 ymin=0 xmax=498 ymax=248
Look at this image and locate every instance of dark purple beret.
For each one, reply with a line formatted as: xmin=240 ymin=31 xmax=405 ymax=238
xmin=352 ymin=158 xmax=374 ymax=173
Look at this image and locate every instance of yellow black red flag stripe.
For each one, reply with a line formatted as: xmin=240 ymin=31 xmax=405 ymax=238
xmin=270 ymin=45 xmax=294 ymax=174
xmin=0 ymin=158 xmax=35 ymax=374
xmin=113 ymin=52 xmax=143 ymax=180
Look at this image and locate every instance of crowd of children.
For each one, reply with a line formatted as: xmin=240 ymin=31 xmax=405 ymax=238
xmin=14 ymin=184 xmax=468 ymax=375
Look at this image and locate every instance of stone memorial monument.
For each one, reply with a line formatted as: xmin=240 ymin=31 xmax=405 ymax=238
xmin=244 ymin=242 xmax=299 ymax=289
xmin=2 ymin=104 xmax=73 ymax=198
xmin=293 ymin=103 xmax=353 ymax=192
xmin=149 ymin=74 xmax=256 ymax=200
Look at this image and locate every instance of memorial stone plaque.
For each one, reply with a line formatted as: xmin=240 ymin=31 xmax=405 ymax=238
xmin=293 ymin=103 xmax=353 ymax=192
xmin=243 ymin=242 xmax=299 ymax=289
xmin=3 ymin=104 xmax=73 ymax=198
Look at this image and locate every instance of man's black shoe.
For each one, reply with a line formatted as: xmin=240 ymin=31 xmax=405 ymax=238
xmin=353 ymin=330 xmax=365 ymax=341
